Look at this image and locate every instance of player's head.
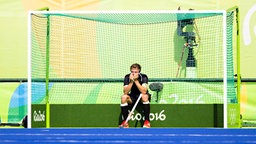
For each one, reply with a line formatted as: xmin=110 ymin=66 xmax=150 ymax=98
xmin=130 ymin=63 xmax=141 ymax=74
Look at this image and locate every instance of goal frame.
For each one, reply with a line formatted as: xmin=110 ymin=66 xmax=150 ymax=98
xmin=28 ymin=9 xmax=240 ymax=128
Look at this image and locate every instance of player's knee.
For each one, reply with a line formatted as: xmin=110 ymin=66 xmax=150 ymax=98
xmin=141 ymin=94 xmax=149 ymax=102
xmin=121 ymin=94 xmax=128 ymax=103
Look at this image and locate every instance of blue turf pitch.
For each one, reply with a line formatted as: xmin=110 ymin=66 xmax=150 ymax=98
xmin=0 ymin=128 xmax=256 ymax=143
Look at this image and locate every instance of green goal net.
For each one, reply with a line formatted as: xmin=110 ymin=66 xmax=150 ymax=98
xmin=29 ymin=9 xmax=240 ymax=128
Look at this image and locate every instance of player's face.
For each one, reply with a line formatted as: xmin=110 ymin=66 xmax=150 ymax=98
xmin=131 ymin=68 xmax=140 ymax=76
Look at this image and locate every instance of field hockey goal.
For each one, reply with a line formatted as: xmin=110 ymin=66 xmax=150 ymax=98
xmin=28 ymin=7 xmax=240 ymax=128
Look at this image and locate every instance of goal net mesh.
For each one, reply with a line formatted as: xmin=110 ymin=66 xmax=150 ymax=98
xmin=30 ymin=11 xmax=236 ymax=105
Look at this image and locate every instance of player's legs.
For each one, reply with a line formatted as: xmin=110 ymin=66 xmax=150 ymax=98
xmin=141 ymin=94 xmax=151 ymax=128
xmin=120 ymin=94 xmax=132 ymax=127
xmin=120 ymin=94 xmax=151 ymax=128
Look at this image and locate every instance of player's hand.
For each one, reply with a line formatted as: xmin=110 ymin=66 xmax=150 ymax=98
xmin=133 ymin=73 xmax=139 ymax=81
xmin=129 ymin=74 xmax=135 ymax=82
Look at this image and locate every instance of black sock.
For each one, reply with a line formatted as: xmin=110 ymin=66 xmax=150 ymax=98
xmin=121 ymin=105 xmax=129 ymax=121
xmin=143 ymin=103 xmax=150 ymax=121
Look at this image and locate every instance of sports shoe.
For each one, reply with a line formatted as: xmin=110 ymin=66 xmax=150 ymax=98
xmin=119 ymin=120 xmax=129 ymax=128
xmin=143 ymin=120 xmax=150 ymax=128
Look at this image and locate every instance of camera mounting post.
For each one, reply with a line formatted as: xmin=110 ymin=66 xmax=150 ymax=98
xmin=177 ymin=11 xmax=198 ymax=78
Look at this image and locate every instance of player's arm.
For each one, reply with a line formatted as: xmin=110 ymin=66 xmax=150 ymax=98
xmin=123 ymin=81 xmax=133 ymax=94
xmin=134 ymin=74 xmax=148 ymax=94
xmin=134 ymin=80 xmax=147 ymax=94
xmin=123 ymin=75 xmax=134 ymax=94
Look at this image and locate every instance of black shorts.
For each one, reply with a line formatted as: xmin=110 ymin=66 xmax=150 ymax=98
xmin=129 ymin=93 xmax=151 ymax=105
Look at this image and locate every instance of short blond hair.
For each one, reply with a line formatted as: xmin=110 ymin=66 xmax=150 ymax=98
xmin=130 ymin=63 xmax=141 ymax=72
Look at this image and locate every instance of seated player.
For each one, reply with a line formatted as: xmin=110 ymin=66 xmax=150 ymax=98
xmin=119 ymin=63 xmax=151 ymax=128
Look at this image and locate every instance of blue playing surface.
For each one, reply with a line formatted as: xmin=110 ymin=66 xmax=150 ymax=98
xmin=0 ymin=128 xmax=256 ymax=143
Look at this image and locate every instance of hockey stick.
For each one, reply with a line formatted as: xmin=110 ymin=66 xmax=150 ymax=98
xmin=124 ymin=94 xmax=142 ymax=124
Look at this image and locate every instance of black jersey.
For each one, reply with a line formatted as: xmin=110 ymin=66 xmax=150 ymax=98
xmin=123 ymin=73 xmax=149 ymax=96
